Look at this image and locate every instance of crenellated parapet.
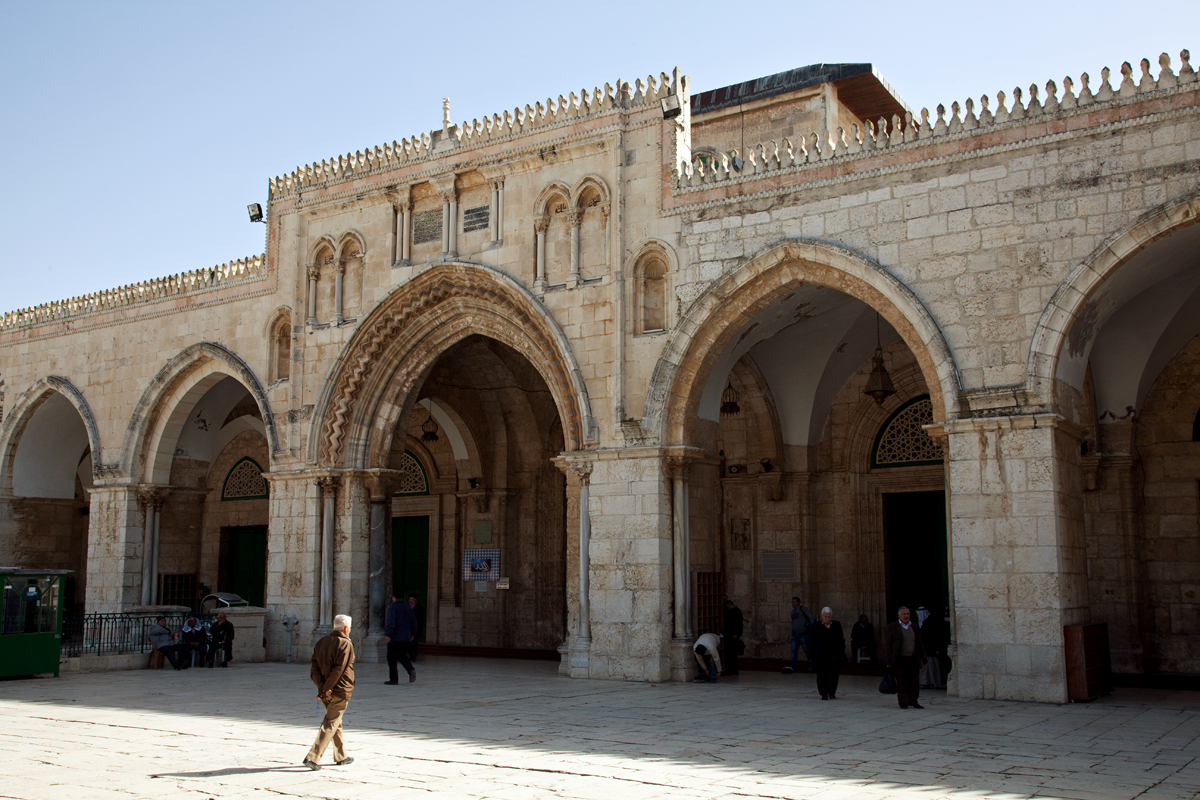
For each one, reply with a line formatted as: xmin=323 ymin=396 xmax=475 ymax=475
xmin=0 ymin=254 xmax=265 ymax=332
xmin=267 ymin=72 xmax=681 ymax=201
xmin=676 ymin=50 xmax=1197 ymax=190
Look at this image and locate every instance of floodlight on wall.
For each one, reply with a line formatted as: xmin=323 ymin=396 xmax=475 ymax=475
xmin=660 ymin=95 xmax=682 ymax=119
xmin=862 ymin=312 xmax=896 ymax=406
xmin=730 ymin=154 xmax=745 ymax=172
xmin=247 ymin=203 xmax=264 ymax=223
xmin=421 ymin=411 xmax=440 ymax=442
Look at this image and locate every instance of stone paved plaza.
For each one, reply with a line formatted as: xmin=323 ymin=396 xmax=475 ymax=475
xmin=2 ymin=657 xmax=1199 ymax=799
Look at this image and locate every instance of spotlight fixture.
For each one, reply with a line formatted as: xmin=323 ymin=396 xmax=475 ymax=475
xmin=760 ymin=458 xmax=773 ymax=473
xmin=863 ymin=312 xmax=896 ymax=406
xmin=660 ymin=95 xmax=682 ymax=119
xmin=421 ymin=411 xmax=440 ymax=442
xmin=720 ymin=380 xmax=741 ymax=416
xmin=247 ymin=203 xmax=264 ymax=223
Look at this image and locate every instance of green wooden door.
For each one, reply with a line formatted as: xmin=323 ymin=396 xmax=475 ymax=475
xmin=392 ymin=516 xmax=429 ymax=642
xmin=227 ymin=526 xmax=268 ymax=607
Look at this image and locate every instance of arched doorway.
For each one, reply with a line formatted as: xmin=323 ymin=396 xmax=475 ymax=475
xmin=123 ymin=344 xmax=276 ymax=610
xmin=0 ymin=379 xmax=101 ymax=615
xmin=1032 ymin=193 xmax=1200 ymax=676
xmin=647 ymin=240 xmax=958 ymax=678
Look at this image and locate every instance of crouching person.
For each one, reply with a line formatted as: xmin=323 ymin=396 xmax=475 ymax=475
xmin=692 ymin=632 xmax=723 ymax=683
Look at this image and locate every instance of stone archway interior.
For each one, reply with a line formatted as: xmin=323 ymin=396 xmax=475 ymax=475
xmin=389 ymin=335 xmax=568 ymax=652
xmin=6 ymin=391 xmax=92 ymax=613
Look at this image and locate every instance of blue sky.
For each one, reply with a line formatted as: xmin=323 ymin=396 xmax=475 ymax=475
xmin=1 ymin=0 xmax=1195 ymax=311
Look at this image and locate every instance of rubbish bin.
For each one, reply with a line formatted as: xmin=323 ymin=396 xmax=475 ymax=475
xmin=0 ymin=568 xmax=70 ymax=678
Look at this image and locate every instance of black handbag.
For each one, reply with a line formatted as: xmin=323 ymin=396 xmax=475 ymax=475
xmin=878 ymin=669 xmax=899 ymax=694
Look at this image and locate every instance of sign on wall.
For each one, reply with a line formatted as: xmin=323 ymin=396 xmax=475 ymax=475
xmin=462 ymin=549 xmax=500 ymax=582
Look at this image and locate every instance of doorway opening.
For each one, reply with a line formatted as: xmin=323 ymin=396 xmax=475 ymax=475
xmin=392 ymin=515 xmax=429 ymax=643
xmin=883 ymin=490 xmax=948 ymax=619
xmin=219 ymin=525 xmax=267 ymax=607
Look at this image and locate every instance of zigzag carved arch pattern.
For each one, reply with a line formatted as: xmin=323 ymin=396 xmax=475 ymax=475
xmin=320 ymin=269 xmax=582 ymax=466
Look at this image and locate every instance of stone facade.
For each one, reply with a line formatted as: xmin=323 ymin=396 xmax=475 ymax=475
xmin=1 ymin=53 xmax=1199 ymax=701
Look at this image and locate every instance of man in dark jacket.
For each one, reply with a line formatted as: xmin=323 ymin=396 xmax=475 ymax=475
xmin=385 ymin=592 xmax=417 ymax=684
xmin=850 ymin=614 xmax=875 ymax=663
xmin=304 ymin=614 xmax=356 ymax=770
xmin=208 ymin=612 xmax=235 ymax=667
xmin=722 ymin=598 xmax=744 ymax=676
xmin=884 ymin=606 xmax=928 ymax=709
xmin=811 ymin=607 xmax=845 ymax=700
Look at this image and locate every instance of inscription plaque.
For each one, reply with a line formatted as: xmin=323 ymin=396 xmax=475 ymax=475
xmin=412 ymin=209 xmax=442 ymax=245
xmin=463 ymin=205 xmax=489 ymax=233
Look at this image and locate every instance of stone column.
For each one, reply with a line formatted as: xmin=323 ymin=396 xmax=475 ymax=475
xmin=568 ymin=208 xmax=583 ymax=288
xmin=333 ymin=260 xmax=345 ymax=325
xmin=566 ymin=461 xmax=593 ymax=677
xmin=399 ymin=197 xmax=412 ymax=264
xmin=306 ymin=265 xmax=319 ymax=324
xmin=317 ymin=477 xmax=339 ymax=629
xmin=138 ymin=489 xmax=157 ymax=606
xmin=448 ymin=193 xmax=459 ymax=257
xmin=600 ymin=202 xmax=611 ymax=269
xmin=85 ymin=485 xmax=144 ymax=614
xmin=668 ymin=456 xmax=691 ymax=640
xmin=534 ymin=215 xmax=549 ymax=293
xmin=496 ymin=180 xmax=505 ymax=244
xmin=441 ymin=201 xmax=450 ymax=254
xmin=360 ymin=471 xmax=398 ymax=663
xmin=940 ymin=414 xmax=1088 ymax=703
xmin=391 ymin=196 xmax=409 ymax=266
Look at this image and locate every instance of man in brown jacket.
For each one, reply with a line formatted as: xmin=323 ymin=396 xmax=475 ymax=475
xmin=303 ymin=614 xmax=356 ymax=769
xmin=884 ymin=606 xmax=928 ymax=709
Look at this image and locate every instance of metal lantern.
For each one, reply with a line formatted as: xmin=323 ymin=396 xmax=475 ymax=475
xmin=421 ymin=411 xmax=440 ymax=442
xmin=720 ymin=380 xmax=741 ymax=416
xmin=863 ymin=313 xmax=896 ymax=406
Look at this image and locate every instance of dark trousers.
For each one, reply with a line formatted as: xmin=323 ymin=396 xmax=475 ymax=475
xmin=157 ymin=645 xmax=185 ymax=669
xmin=816 ymin=660 xmax=840 ymax=697
xmin=725 ymin=649 xmax=739 ymax=676
xmin=896 ymin=655 xmax=921 ymax=707
xmin=207 ymin=640 xmax=232 ymax=666
xmin=184 ymin=643 xmax=207 ymax=667
xmin=387 ymin=641 xmax=414 ymax=682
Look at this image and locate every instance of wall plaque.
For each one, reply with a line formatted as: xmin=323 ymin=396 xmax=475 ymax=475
xmin=463 ymin=205 xmax=489 ymax=233
xmin=462 ymin=548 xmax=500 ymax=581
xmin=760 ymin=551 xmax=796 ymax=581
xmin=412 ymin=209 xmax=443 ymax=245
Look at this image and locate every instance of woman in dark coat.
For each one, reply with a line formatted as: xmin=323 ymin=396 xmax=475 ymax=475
xmin=811 ymin=607 xmax=846 ymax=700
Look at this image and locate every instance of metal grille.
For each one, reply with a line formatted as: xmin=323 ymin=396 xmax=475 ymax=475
xmin=395 ymin=452 xmax=428 ymax=495
xmin=61 ymin=612 xmax=215 ymax=658
xmin=761 ymin=551 xmax=796 ymax=581
xmin=695 ymin=571 xmax=724 ymax=635
xmin=874 ymin=398 xmax=942 ymax=466
xmin=158 ymin=573 xmax=198 ymax=608
xmin=222 ymin=458 xmax=268 ymax=499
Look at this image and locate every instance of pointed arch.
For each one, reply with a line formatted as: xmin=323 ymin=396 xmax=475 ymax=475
xmin=309 ymin=261 xmax=595 ymax=469
xmin=120 ymin=342 xmax=279 ymax=484
xmin=643 ymin=238 xmax=962 ymax=447
xmin=336 ymin=230 xmax=366 ymax=259
xmin=307 ymin=236 xmax=337 ymax=264
xmin=1027 ymin=189 xmax=1200 ymax=406
xmin=571 ymin=174 xmax=610 ymax=207
xmin=534 ymin=181 xmax=572 ymax=215
xmin=0 ymin=376 xmax=104 ymax=492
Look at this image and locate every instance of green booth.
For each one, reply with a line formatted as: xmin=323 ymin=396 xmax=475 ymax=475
xmin=0 ymin=568 xmax=70 ymax=678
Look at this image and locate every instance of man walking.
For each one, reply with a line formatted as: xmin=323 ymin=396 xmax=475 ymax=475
xmin=782 ymin=597 xmax=816 ymax=673
xmin=304 ymin=614 xmax=356 ymax=770
xmin=885 ymin=606 xmax=928 ymax=709
xmin=385 ymin=592 xmax=417 ymax=684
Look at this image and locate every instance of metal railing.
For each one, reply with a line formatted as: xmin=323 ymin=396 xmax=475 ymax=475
xmin=61 ymin=612 xmax=215 ymax=659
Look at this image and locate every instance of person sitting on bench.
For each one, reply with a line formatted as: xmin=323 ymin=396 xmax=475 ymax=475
xmin=147 ymin=616 xmax=187 ymax=670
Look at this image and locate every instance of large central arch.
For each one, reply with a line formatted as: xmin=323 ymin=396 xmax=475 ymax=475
xmin=643 ymin=239 xmax=962 ymax=446
xmin=311 ymin=262 xmax=595 ymax=468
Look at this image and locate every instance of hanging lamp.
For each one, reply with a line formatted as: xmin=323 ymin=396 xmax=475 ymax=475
xmin=720 ymin=380 xmax=741 ymax=416
xmin=421 ymin=410 xmax=440 ymax=442
xmin=863 ymin=313 xmax=896 ymax=406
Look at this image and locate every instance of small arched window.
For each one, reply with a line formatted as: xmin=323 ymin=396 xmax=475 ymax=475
xmin=222 ymin=457 xmax=269 ymax=501
xmin=272 ymin=317 xmax=291 ymax=382
xmin=393 ymin=451 xmax=429 ymax=496
xmin=639 ymin=256 xmax=667 ymax=333
xmin=871 ymin=395 xmax=943 ymax=468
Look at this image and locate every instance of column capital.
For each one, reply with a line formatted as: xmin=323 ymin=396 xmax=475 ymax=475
xmin=534 ymin=214 xmax=550 ymax=234
xmin=567 ymin=208 xmax=584 ymax=228
xmin=385 ymin=186 xmax=411 ymax=210
xmin=568 ymin=461 xmax=593 ymax=485
xmin=598 ymin=201 xmax=611 ymax=219
xmin=334 ymin=259 xmax=347 ymax=275
xmin=431 ymin=172 xmax=458 ymax=201
xmin=137 ymin=486 xmax=169 ymax=509
xmin=317 ymin=476 xmax=341 ymax=493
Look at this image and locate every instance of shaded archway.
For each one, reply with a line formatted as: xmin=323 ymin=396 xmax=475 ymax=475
xmin=311 ymin=262 xmax=593 ymax=470
xmin=0 ymin=377 xmax=102 ymax=613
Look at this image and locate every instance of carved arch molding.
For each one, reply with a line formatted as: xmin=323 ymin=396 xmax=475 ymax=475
xmin=318 ymin=263 xmax=590 ymax=467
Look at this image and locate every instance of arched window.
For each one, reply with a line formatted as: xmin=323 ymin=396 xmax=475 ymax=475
xmin=222 ymin=457 xmax=269 ymax=500
xmin=272 ymin=316 xmax=291 ymax=382
xmin=639 ymin=256 xmax=667 ymax=333
xmin=393 ymin=451 xmax=429 ymax=496
xmin=871 ymin=395 xmax=943 ymax=468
